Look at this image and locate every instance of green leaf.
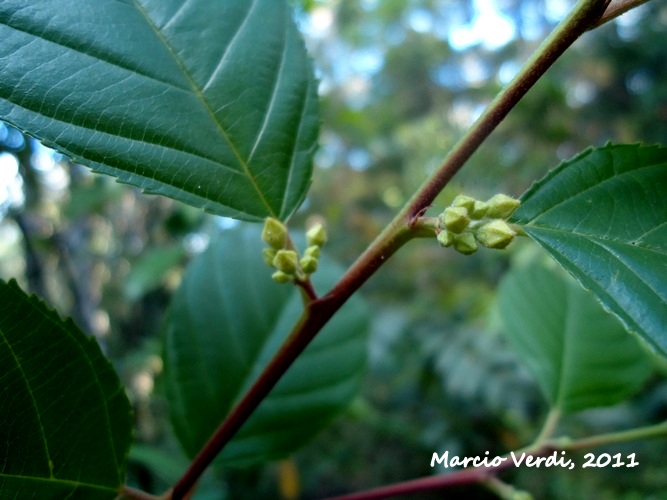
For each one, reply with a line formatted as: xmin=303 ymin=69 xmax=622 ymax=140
xmin=0 ymin=0 xmax=319 ymax=221
xmin=0 ymin=280 xmax=132 ymax=498
xmin=163 ymin=226 xmax=369 ymax=466
xmin=128 ymin=445 xmax=189 ymax=490
xmin=511 ymin=144 xmax=667 ymax=355
xmin=498 ymin=261 xmax=653 ymax=413
xmin=123 ymin=244 xmax=185 ymax=300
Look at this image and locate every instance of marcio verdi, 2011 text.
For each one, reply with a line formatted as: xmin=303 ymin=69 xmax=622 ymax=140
xmin=430 ymin=451 xmax=640 ymax=470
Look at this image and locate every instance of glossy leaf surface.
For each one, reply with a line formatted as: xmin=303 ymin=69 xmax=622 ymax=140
xmin=498 ymin=262 xmax=653 ymax=413
xmin=0 ymin=0 xmax=319 ymax=221
xmin=0 ymin=280 xmax=132 ymax=498
xmin=163 ymin=227 xmax=369 ymax=465
xmin=511 ymin=144 xmax=667 ymax=355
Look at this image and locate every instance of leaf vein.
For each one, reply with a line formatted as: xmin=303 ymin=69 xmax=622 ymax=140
xmin=528 ymin=161 xmax=665 ymax=224
xmin=131 ymin=0 xmax=276 ymax=216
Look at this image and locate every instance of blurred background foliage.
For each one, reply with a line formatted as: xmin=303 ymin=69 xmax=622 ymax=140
xmin=1 ymin=0 xmax=666 ymax=498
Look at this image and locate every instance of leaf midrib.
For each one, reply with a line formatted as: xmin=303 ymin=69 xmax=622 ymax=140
xmin=554 ymin=283 xmax=575 ymax=411
xmin=524 ymin=224 xmax=667 ymax=255
xmin=527 ymin=227 xmax=667 ymax=315
xmin=131 ymin=0 xmax=277 ymax=217
xmin=2 ymin=1 xmax=281 ymax=217
xmin=520 ymin=159 xmax=666 ymax=224
xmin=0 ymin=324 xmax=53 ymax=480
xmin=0 ymin=472 xmax=118 ymax=492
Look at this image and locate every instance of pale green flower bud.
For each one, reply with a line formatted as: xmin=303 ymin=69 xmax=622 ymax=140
xmin=436 ymin=230 xmax=454 ymax=247
xmin=263 ymin=248 xmax=278 ymax=267
xmin=440 ymin=206 xmax=470 ymax=233
xmin=476 ymin=220 xmax=516 ymax=249
xmin=262 ymin=217 xmax=287 ymax=250
xmin=271 ymin=270 xmax=292 ymax=284
xmin=486 ymin=194 xmax=521 ymax=219
xmin=300 ymin=255 xmax=318 ymax=274
xmin=470 ymin=200 xmax=489 ymax=219
xmin=453 ymin=232 xmax=478 ymax=255
xmin=451 ymin=194 xmax=476 ymax=211
xmin=304 ymin=245 xmax=321 ymax=259
xmin=272 ymin=249 xmax=299 ymax=275
xmin=306 ymin=223 xmax=327 ymax=247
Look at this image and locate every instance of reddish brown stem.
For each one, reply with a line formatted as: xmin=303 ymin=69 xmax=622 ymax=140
xmin=324 ymin=418 xmax=667 ymax=500
xmin=324 ymin=465 xmax=508 ymax=500
xmin=295 ymin=277 xmax=319 ymax=302
xmin=401 ymin=0 xmax=611 ymax=220
xmin=171 ymin=222 xmax=414 ymax=500
xmin=591 ymin=0 xmax=652 ymax=29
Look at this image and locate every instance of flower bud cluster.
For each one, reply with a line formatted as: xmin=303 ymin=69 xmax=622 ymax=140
xmin=436 ymin=193 xmax=520 ymax=255
xmin=261 ymin=218 xmax=327 ymax=284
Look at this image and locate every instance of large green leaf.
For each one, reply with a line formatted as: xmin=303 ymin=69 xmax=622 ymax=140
xmin=510 ymin=144 xmax=667 ymax=355
xmin=0 ymin=280 xmax=132 ymax=498
xmin=0 ymin=0 xmax=319 ymax=221
xmin=163 ymin=227 xmax=369 ymax=466
xmin=498 ymin=261 xmax=653 ymax=413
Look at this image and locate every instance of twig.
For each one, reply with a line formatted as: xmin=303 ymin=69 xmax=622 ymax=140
xmin=324 ymin=419 xmax=667 ymax=500
xmin=590 ymin=0 xmax=653 ymax=29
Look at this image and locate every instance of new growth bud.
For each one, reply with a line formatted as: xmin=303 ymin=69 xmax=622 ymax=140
xmin=304 ymin=245 xmax=321 ymax=259
xmin=263 ymin=248 xmax=277 ymax=267
xmin=486 ymin=194 xmax=521 ymax=219
xmin=476 ymin=220 xmax=516 ymax=249
xmin=306 ymin=223 xmax=327 ymax=248
xmin=261 ymin=218 xmax=327 ymax=283
xmin=262 ymin=217 xmax=288 ymax=250
xmin=441 ymin=206 xmax=470 ymax=233
xmin=271 ymin=271 xmax=292 ymax=284
xmin=451 ymin=194 xmax=476 ymax=212
xmin=272 ymin=250 xmax=299 ymax=275
xmin=470 ymin=200 xmax=489 ymax=219
xmin=453 ymin=233 xmax=478 ymax=255
xmin=437 ymin=230 xmax=454 ymax=247
xmin=432 ymin=192 xmax=521 ymax=255
xmin=300 ymin=255 xmax=318 ymax=274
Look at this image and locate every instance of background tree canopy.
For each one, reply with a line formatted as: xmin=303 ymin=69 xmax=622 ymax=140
xmin=1 ymin=0 xmax=665 ymax=498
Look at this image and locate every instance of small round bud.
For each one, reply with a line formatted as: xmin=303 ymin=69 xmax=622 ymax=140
xmin=306 ymin=223 xmax=327 ymax=247
xmin=436 ymin=230 xmax=454 ymax=247
xmin=304 ymin=245 xmax=321 ymax=259
xmin=263 ymin=248 xmax=277 ymax=267
xmin=453 ymin=232 xmax=478 ymax=255
xmin=486 ymin=194 xmax=521 ymax=219
xmin=272 ymin=249 xmax=299 ymax=275
xmin=470 ymin=200 xmax=489 ymax=219
xmin=475 ymin=220 xmax=516 ymax=249
xmin=440 ymin=206 xmax=470 ymax=233
xmin=300 ymin=255 xmax=318 ymax=274
xmin=271 ymin=270 xmax=292 ymax=284
xmin=451 ymin=194 xmax=476 ymax=211
xmin=262 ymin=217 xmax=288 ymax=250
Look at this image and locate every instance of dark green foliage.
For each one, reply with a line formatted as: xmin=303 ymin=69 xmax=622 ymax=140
xmin=499 ymin=260 xmax=653 ymax=413
xmin=0 ymin=0 xmax=319 ymax=221
xmin=163 ymin=227 xmax=369 ymax=465
xmin=512 ymin=144 xmax=667 ymax=354
xmin=0 ymin=280 xmax=132 ymax=498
